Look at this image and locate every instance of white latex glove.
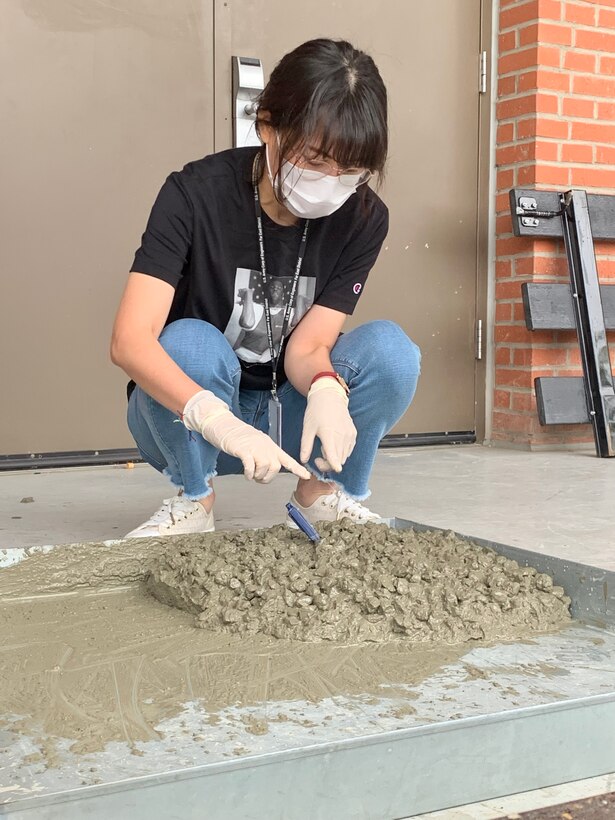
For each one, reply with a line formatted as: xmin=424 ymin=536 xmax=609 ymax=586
xmin=182 ymin=390 xmax=310 ymax=483
xmin=300 ymin=377 xmax=357 ymax=473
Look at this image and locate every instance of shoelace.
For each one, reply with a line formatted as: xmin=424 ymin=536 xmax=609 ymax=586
xmin=136 ymin=496 xmax=195 ymax=530
xmin=327 ymin=491 xmax=379 ymax=522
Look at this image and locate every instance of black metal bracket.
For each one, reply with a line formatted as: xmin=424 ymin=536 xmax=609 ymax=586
xmin=560 ymin=190 xmax=615 ymax=457
xmin=510 ymin=188 xmax=615 ymax=458
xmin=510 ymin=189 xmax=615 ymax=239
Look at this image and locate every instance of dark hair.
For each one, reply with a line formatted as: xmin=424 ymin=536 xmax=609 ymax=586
xmin=255 ymin=39 xmax=388 ymax=191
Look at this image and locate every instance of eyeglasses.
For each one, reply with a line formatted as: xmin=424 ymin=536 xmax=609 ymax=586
xmin=291 ymin=155 xmax=373 ymax=188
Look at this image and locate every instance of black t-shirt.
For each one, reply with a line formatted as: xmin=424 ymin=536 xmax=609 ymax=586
xmin=129 ymin=146 xmax=388 ymax=394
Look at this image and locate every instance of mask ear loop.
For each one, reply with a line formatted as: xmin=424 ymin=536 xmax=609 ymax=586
xmin=279 ymin=133 xmax=311 ymax=198
xmin=266 ymin=133 xmax=302 ymax=205
xmin=265 ymin=138 xmax=275 ymax=186
xmin=265 ymin=134 xmax=287 ymax=203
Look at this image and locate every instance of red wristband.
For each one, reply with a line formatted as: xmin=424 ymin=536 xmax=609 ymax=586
xmin=310 ymin=371 xmax=349 ymax=395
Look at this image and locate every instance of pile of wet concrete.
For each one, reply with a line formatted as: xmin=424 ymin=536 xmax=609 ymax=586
xmin=146 ymin=521 xmax=572 ymax=644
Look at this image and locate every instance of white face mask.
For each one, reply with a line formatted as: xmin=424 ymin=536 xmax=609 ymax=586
xmin=266 ymin=143 xmax=363 ymax=219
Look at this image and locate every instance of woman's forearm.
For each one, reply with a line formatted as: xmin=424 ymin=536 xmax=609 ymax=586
xmin=284 ymin=343 xmax=335 ymax=396
xmin=111 ymin=334 xmax=206 ymax=416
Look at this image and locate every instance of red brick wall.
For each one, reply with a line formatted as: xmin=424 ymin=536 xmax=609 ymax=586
xmin=493 ymin=0 xmax=615 ymax=448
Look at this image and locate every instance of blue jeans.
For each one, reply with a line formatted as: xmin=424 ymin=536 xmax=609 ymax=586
xmin=127 ymin=319 xmax=421 ymax=501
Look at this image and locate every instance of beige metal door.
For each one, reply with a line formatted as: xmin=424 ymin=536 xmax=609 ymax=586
xmin=0 ymin=0 xmax=214 ymax=458
xmin=214 ymin=0 xmax=482 ymax=436
xmin=2 ymin=0 xmax=483 ymax=460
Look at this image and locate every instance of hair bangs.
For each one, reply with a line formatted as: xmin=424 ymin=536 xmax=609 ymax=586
xmin=296 ymin=85 xmax=387 ymax=173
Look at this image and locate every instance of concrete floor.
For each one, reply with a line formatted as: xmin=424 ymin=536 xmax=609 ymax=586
xmin=1 ymin=444 xmax=613 ymax=567
xmin=2 ymin=442 xmax=614 ymax=818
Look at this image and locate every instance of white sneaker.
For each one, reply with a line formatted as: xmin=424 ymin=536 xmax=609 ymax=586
xmin=288 ymin=490 xmax=381 ymax=527
xmin=124 ymin=495 xmax=215 ymax=539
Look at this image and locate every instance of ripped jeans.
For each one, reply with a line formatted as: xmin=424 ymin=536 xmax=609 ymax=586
xmin=127 ymin=319 xmax=421 ymax=501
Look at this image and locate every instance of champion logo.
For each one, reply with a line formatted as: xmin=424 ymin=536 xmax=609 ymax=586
xmin=353 ymin=282 xmax=362 ymax=295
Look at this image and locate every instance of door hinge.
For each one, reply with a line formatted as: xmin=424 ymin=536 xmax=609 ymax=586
xmin=476 ymin=319 xmax=483 ymax=360
xmin=479 ymin=51 xmax=487 ymax=95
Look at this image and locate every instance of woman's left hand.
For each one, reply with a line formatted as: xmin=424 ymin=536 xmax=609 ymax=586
xmin=300 ymin=378 xmax=357 ymax=473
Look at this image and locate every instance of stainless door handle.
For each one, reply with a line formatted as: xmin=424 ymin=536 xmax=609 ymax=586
xmin=232 ymin=56 xmax=264 ymax=148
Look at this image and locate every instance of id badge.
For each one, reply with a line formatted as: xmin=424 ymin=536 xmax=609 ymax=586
xmin=268 ymin=397 xmax=283 ymax=447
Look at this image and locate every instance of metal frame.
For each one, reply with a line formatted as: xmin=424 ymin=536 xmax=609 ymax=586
xmin=3 ymin=517 xmax=615 ymax=819
xmin=560 ymin=191 xmax=615 ymax=457
xmin=510 ymin=187 xmax=615 ymax=458
xmin=510 ymin=188 xmax=615 ymax=240
xmin=4 ymin=695 xmax=615 ymax=820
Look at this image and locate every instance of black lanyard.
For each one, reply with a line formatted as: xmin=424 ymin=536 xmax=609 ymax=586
xmin=252 ymin=155 xmax=309 ymax=399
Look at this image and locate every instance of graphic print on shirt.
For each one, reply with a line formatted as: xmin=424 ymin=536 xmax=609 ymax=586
xmin=224 ymin=268 xmax=316 ymax=365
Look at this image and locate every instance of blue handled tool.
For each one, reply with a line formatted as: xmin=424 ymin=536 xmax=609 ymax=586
xmin=286 ymin=502 xmax=321 ymax=542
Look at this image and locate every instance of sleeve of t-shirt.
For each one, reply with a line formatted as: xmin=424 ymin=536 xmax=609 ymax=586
xmin=129 ymin=172 xmax=193 ymax=288
xmin=315 ymin=200 xmax=389 ymax=315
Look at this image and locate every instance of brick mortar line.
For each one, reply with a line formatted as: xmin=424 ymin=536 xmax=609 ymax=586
xmin=498 ymin=47 xmax=609 ymax=61
xmin=493 ymin=386 xmax=561 ymax=393
xmin=498 ymin=133 xmax=611 ymax=146
xmin=496 ymin=136 xmax=553 ymax=144
xmin=496 ymin=144 xmax=615 ymax=153
xmin=496 ymin=134 xmax=603 ymax=146
xmin=496 ymin=129 xmax=612 ymax=140
xmin=495 ymin=285 xmax=615 ymax=291
xmin=497 ymin=89 xmax=615 ymax=101
xmin=496 ymin=148 xmax=600 ymax=158
xmin=493 ymin=342 xmax=615 ymax=348
xmin=498 ymin=28 xmax=614 ymax=44
xmin=498 ymin=44 xmax=609 ymax=59
xmin=495 ymin=246 xmax=615 ymax=255
xmin=496 ymin=251 xmax=604 ymax=257
xmin=495 ymin=341 xmax=584 ymax=347
xmin=494 ymin=257 xmax=564 ymax=263
xmin=495 ymin=128 xmax=600 ymax=137
xmin=496 ymin=272 xmax=615 ymax=278
xmin=496 ymin=90 xmax=615 ymax=103
xmin=493 ymin=334 xmax=541 ymax=343
xmin=494 ymin=348 xmax=611 ymax=355
xmin=498 ymin=21 xmax=613 ymax=36
xmin=498 ymin=62 xmax=612 ymax=76
xmin=498 ymin=109 xmax=614 ymax=116
xmin=497 ymin=367 xmax=594 ymax=372
xmin=498 ymin=76 xmax=609 ymax=88
xmin=494 ymin=281 xmax=572 ymax=287
xmin=496 ymin=159 xmax=613 ymax=166
xmin=498 ymin=2 xmax=609 ymax=13
xmin=497 ymin=113 xmax=613 ymax=121
xmin=494 ymin=255 xmax=615 ymax=263
xmin=498 ymin=111 xmax=604 ymax=122
xmin=495 ymin=161 xmax=615 ymax=170
xmin=496 ymin=319 xmax=544 ymax=326
xmin=497 ymin=81 xmax=610 ymax=90
xmin=497 ymin=121 xmax=609 ymax=132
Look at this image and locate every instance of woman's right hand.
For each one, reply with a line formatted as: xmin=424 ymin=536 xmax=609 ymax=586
xmin=182 ymin=390 xmax=310 ymax=483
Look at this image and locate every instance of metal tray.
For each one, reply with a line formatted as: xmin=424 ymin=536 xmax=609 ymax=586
xmin=2 ymin=518 xmax=615 ymax=820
